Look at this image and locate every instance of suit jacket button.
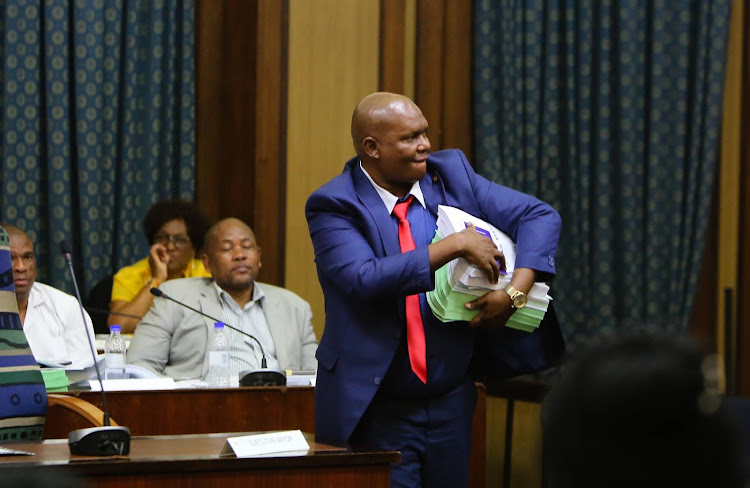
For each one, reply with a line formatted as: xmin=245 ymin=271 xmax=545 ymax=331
xmin=548 ymin=255 xmax=555 ymax=267
xmin=374 ymin=377 xmax=381 ymax=385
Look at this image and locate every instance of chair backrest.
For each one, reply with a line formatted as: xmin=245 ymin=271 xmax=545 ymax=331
xmin=84 ymin=273 xmax=114 ymax=335
xmin=0 ymin=226 xmax=47 ymax=441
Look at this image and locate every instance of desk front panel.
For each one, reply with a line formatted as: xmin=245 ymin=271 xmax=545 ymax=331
xmin=45 ymin=387 xmax=316 ymax=439
xmin=45 ymin=385 xmax=486 ymax=488
xmin=2 ymin=433 xmax=398 ymax=488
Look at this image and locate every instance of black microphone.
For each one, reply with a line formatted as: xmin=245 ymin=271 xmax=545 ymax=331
xmin=149 ymin=287 xmax=286 ymax=387
xmin=59 ymin=239 xmax=131 ymax=455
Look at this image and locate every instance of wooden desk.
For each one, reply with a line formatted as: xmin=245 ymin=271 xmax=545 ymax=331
xmin=1 ymin=432 xmax=398 ymax=487
xmin=45 ymin=385 xmax=486 ymax=488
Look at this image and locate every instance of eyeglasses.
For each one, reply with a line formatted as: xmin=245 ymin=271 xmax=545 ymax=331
xmin=154 ymin=233 xmax=192 ymax=248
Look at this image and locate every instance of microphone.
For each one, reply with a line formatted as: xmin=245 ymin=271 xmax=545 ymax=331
xmin=59 ymin=239 xmax=130 ymax=455
xmin=149 ymin=287 xmax=286 ymax=387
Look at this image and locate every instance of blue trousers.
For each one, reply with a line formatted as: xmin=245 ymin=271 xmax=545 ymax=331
xmin=350 ymin=379 xmax=477 ymax=488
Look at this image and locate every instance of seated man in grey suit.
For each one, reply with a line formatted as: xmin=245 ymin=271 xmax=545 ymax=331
xmin=127 ymin=217 xmax=318 ymax=379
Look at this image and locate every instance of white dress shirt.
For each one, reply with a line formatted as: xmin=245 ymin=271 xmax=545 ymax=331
xmin=214 ymin=282 xmax=280 ymax=374
xmin=23 ymin=282 xmax=96 ymax=366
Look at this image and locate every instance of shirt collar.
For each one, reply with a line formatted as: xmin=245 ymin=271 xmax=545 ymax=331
xmin=359 ymin=160 xmax=426 ymax=214
xmin=213 ymin=281 xmax=265 ymax=310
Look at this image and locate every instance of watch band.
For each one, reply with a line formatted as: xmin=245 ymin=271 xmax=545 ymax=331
xmin=503 ymin=284 xmax=527 ymax=309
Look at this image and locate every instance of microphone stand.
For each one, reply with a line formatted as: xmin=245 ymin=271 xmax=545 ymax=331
xmin=60 ymin=240 xmax=130 ymax=455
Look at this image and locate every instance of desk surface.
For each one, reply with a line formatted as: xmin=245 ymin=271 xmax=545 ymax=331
xmin=2 ymin=432 xmax=399 ymax=488
xmin=45 ymin=385 xmax=486 ymax=488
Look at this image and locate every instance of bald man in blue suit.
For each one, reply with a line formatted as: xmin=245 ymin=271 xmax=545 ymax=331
xmin=306 ymin=92 xmax=561 ymax=487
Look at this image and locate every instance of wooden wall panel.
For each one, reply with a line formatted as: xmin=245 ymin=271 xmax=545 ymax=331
xmin=441 ymin=0 xmax=473 ymax=154
xmin=716 ymin=0 xmax=743 ymax=394
xmin=415 ymin=0 xmax=473 ymax=161
xmin=485 ymin=397 xmax=509 ymax=488
xmin=380 ymin=0 xmax=406 ymax=93
xmin=415 ymin=0 xmax=446 ymax=148
xmin=737 ymin=0 xmax=750 ymax=395
xmin=195 ymin=0 xmax=287 ymax=286
xmin=195 ymin=1 xmax=258 ymax=225
xmin=253 ymin=0 xmax=288 ymax=286
xmin=285 ymin=0 xmax=380 ymax=337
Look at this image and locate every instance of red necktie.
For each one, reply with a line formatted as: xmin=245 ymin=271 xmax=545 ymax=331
xmin=392 ymin=195 xmax=427 ymax=383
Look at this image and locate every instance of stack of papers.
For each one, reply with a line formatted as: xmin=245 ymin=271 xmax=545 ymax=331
xmin=426 ymin=206 xmax=552 ymax=332
xmin=40 ymin=368 xmax=69 ymax=392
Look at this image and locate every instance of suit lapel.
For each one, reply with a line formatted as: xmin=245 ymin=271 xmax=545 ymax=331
xmin=261 ymin=286 xmax=288 ymax=369
xmin=351 ymin=162 xmax=401 ymax=256
xmin=199 ymin=283 xmax=223 ymax=334
xmin=421 ymin=166 xmax=447 ymax=217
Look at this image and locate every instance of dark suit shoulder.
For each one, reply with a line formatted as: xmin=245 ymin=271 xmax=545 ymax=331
xmin=307 ymin=157 xmax=359 ymax=201
xmin=426 ymin=148 xmax=471 ymax=172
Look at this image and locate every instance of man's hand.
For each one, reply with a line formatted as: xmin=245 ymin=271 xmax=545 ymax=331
xmin=148 ymin=242 xmax=170 ymax=282
xmin=465 ymin=289 xmax=515 ymax=328
xmin=456 ymin=223 xmax=506 ymax=284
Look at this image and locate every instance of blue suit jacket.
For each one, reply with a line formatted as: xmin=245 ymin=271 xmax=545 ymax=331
xmin=305 ymin=149 xmax=561 ymax=445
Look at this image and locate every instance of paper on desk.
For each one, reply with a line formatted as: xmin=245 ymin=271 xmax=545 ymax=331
xmin=220 ymin=430 xmax=310 ymax=458
xmin=89 ymin=377 xmax=175 ymax=391
xmin=89 ymin=378 xmax=175 ymax=391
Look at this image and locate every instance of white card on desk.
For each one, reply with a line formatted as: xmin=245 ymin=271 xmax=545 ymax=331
xmin=89 ymin=377 xmax=175 ymax=391
xmin=220 ymin=430 xmax=310 ymax=458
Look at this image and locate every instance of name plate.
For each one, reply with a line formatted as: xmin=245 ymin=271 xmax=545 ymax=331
xmin=220 ymin=430 xmax=310 ymax=458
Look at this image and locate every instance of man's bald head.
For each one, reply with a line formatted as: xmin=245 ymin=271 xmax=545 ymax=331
xmin=201 ymin=218 xmax=262 ymax=294
xmin=2 ymin=224 xmax=37 ymax=301
xmin=204 ymin=218 xmax=257 ymax=254
xmin=2 ymin=224 xmax=29 ymax=241
xmin=351 ymin=92 xmax=423 ymax=159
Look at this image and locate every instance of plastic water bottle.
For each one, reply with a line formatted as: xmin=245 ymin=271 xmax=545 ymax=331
xmin=104 ymin=325 xmax=127 ymax=380
xmin=206 ymin=322 xmax=230 ymax=387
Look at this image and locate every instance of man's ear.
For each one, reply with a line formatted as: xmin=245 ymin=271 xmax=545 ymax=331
xmin=200 ymin=253 xmax=211 ymax=274
xmin=363 ymin=137 xmax=379 ymax=159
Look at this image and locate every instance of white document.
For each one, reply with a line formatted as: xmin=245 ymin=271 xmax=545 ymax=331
xmin=220 ymin=430 xmax=310 ymax=458
xmin=437 ymin=205 xmax=518 ymax=272
xmin=89 ymin=377 xmax=175 ymax=391
xmin=285 ymin=374 xmax=316 ymax=387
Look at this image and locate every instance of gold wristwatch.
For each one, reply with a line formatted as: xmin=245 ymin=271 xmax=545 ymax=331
xmin=503 ymin=284 xmax=527 ymax=309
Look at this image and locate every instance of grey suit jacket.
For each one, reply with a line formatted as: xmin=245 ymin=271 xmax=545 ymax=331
xmin=126 ymin=278 xmax=318 ymax=379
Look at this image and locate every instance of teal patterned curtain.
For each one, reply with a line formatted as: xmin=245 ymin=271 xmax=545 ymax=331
xmin=474 ymin=1 xmax=731 ymax=348
xmin=0 ymin=0 xmax=195 ymax=295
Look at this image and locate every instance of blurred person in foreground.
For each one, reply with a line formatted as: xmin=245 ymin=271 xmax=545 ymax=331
xmin=108 ymin=199 xmax=212 ymax=333
xmin=542 ymin=333 xmax=744 ymax=488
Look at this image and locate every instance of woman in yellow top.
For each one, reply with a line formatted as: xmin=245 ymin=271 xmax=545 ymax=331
xmin=108 ymin=200 xmax=213 ymax=333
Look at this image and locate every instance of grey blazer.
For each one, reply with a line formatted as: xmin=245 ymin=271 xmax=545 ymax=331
xmin=126 ymin=278 xmax=318 ymax=379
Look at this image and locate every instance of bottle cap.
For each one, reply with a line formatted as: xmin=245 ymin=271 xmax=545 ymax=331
xmin=214 ymin=322 xmax=224 ymax=329
xmin=110 ymin=325 xmax=121 ymax=333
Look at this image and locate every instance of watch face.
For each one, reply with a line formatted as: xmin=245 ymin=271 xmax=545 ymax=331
xmin=514 ymin=293 xmax=527 ymax=309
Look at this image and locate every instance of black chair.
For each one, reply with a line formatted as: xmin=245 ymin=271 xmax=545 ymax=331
xmin=725 ymin=396 xmax=750 ymax=482
xmin=84 ymin=274 xmax=114 ymax=335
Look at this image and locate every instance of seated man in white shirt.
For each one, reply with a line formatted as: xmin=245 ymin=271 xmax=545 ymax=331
xmin=5 ymin=224 xmax=96 ymax=366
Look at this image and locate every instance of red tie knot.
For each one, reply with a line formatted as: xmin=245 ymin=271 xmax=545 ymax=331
xmin=393 ymin=194 xmax=414 ymax=221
